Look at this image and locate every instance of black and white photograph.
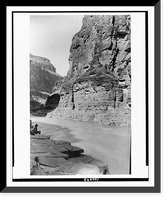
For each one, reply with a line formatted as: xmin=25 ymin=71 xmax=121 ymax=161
xmin=30 ymin=14 xmax=131 ymax=176
xmin=4 ymin=4 xmax=161 ymax=193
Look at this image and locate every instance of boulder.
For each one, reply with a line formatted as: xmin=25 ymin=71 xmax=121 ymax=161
xmin=63 ymin=144 xmax=84 ymax=157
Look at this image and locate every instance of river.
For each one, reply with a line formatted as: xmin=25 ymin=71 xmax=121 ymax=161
xmin=31 ymin=117 xmax=131 ymax=174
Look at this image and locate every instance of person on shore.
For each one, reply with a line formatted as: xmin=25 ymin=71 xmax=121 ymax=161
xmin=30 ymin=124 xmax=41 ymax=135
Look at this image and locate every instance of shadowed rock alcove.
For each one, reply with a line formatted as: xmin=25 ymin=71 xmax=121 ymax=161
xmin=45 ymin=93 xmax=60 ymax=111
xmin=30 ymin=93 xmax=60 ymax=117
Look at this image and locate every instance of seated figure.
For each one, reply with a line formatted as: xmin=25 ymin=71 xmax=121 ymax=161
xmin=30 ymin=122 xmax=41 ymax=135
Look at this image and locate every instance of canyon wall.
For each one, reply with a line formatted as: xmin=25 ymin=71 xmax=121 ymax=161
xmin=48 ymin=15 xmax=131 ymax=126
xmin=30 ymin=53 xmax=62 ymax=94
xmin=30 ymin=54 xmax=62 ymax=116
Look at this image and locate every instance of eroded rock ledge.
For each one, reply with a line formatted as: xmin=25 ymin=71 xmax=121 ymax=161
xmin=31 ymin=134 xmax=109 ymax=175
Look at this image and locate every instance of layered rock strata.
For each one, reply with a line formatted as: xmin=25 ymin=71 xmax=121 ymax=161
xmin=30 ymin=54 xmax=61 ymax=93
xmin=30 ymin=54 xmax=62 ymax=116
xmin=48 ymin=15 xmax=131 ymax=126
xmin=30 ymin=134 xmax=109 ymax=175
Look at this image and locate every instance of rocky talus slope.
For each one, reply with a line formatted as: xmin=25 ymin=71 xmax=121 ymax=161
xmin=31 ymin=134 xmax=109 ymax=175
xmin=48 ymin=15 xmax=131 ymax=126
xmin=30 ymin=54 xmax=62 ymax=116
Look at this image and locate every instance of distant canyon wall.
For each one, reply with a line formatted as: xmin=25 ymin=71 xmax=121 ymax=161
xmin=30 ymin=54 xmax=62 ymax=116
xmin=30 ymin=53 xmax=61 ymax=94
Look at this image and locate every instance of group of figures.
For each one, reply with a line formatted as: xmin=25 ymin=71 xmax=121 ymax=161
xmin=30 ymin=120 xmax=41 ymax=135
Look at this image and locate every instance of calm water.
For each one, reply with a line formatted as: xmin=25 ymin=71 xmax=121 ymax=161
xmin=31 ymin=117 xmax=131 ymax=174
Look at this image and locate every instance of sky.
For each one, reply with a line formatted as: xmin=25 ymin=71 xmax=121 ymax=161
xmin=30 ymin=15 xmax=84 ymax=76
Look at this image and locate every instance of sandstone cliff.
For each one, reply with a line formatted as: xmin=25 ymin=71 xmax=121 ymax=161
xmin=48 ymin=15 xmax=131 ymax=126
xmin=30 ymin=54 xmax=62 ymax=116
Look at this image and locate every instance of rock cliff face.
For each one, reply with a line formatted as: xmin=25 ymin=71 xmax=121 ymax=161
xmin=30 ymin=54 xmax=61 ymax=94
xmin=30 ymin=54 xmax=62 ymax=116
xmin=48 ymin=15 xmax=131 ymax=126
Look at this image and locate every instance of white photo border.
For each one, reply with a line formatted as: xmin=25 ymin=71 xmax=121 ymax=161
xmin=7 ymin=7 xmax=154 ymax=187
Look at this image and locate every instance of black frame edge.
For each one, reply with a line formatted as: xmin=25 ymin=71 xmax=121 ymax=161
xmin=154 ymin=0 xmax=161 ymax=193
